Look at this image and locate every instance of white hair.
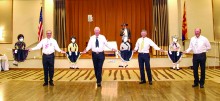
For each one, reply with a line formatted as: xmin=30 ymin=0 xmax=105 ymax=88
xmin=94 ymin=27 xmax=100 ymax=31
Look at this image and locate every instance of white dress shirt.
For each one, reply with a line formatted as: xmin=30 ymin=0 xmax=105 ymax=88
xmin=32 ymin=38 xmax=62 ymax=54
xmin=124 ymin=29 xmax=128 ymax=37
xmin=120 ymin=42 xmax=130 ymax=51
xmin=186 ymin=35 xmax=211 ymax=54
xmin=86 ymin=34 xmax=112 ymax=52
xmin=134 ymin=37 xmax=160 ymax=53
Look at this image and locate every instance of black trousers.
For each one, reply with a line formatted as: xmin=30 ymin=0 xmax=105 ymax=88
xmin=138 ymin=53 xmax=152 ymax=82
xmin=193 ymin=53 xmax=206 ymax=85
xmin=92 ymin=52 xmax=105 ymax=83
xmin=42 ymin=53 xmax=55 ymax=83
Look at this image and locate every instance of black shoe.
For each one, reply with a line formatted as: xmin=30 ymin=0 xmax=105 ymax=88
xmin=149 ymin=81 xmax=153 ymax=85
xmin=192 ymin=84 xmax=199 ymax=87
xmin=70 ymin=67 xmax=75 ymax=69
xmin=119 ymin=65 xmax=123 ymax=67
xmin=97 ymin=83 xmax=101 ymax=87
xmin=76 ymin=67 xmax=79 ymax=69
xmin=139 ymin=81 xmax=146 ymax=84
xmin=200 ymin=85 xmax=204 ymax=88
xmin=43 ymin=83 xmax=48 ymax=86
xmin=125 ymin=65 xmax=128 ymax=68
xmin=13 ymin=63 xmax=18 ymax=66
xmin=49 ymin=82 xmax=54 ymax=86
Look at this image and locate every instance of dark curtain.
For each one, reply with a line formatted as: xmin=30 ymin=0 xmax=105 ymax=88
xmin=65 ymin=0 xmax=153 ymax=51
xmin=152 ymin=0 xmax=169 ymax=55
xmin=54 ymin=0 xmax=66 ymax=56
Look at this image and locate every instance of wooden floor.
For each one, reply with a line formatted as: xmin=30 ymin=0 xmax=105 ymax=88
xmin=1 ymin=68 xmax=220 ymax=83
xmin=0 ymin=80 xmax=220 ymax=101
xmin=1 ymin=68 xmax=220 ymax=101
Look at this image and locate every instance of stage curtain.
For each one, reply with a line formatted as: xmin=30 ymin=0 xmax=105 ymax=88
xmin=54 ymin=0 xmax=66 ymax=56
xmin=152 ymin=0 xmax=169 ymax=55
xmin=65 ymin=0 xmax=153 ymax=51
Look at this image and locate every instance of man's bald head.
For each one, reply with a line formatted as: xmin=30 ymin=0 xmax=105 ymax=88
xmin=194 ymin=28 xmax=201 ymax=38
xmin=46 ymin=30 xmax=52 ymax=39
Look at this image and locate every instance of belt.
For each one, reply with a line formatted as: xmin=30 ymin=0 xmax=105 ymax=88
xmin=193 ymin=52 xmax=206 ymax=55
xmin=92 ymin=51 xmax=104 ymax=54
xmin=138 ymin=52 xmax=149 ymax=54
xmin=43 ymin=53 xmax=54 ymax=56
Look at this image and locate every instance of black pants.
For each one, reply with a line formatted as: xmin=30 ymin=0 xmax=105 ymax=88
xmin=138 ymin=53 xmax=152 ymax=82
xmin=42 ymin=53 xmax=55 ymax=83
xmin=193 ymin=53 xmax=206 ymax=85
xmin=92 ymin=52 xmax=105 ymax=83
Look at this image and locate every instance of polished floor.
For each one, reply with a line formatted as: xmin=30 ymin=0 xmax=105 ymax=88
xmin=1 ymin=68 xmax=220 ymax=83
xmin=0 ymin=68 xmax=220 ymax=101
xmin=0 ymin=80 xmax=220 ymax=101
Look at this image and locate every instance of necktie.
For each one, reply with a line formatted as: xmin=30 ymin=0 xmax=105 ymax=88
xmin=140 ymin=38 xmax=144 ymax=51
xmin=173 ymin=43 xmax=177 ymax=47
xmin=96 ymin=37 xmax=99 ymax=48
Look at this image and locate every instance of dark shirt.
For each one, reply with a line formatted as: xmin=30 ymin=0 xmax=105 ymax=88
xmin=15 ymin=41 xmax=26 ymax=49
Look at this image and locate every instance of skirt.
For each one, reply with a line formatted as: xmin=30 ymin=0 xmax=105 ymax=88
xmin=66 ymin=52 xmax=81 ymax=63
xmin=118 ymin=50 xmax=133 ymax=62
xmin=12 ymin=49 xmax=29 ymax=62
xmin=168 ymin=51 xmax=182 ymax=63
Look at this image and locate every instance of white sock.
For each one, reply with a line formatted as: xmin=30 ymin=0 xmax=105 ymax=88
xmin=176 ymin=64 xmax=179 ymax=69
xmin=120 ymin=61 xmax=124 ymax=66
xmin=75 ymin=64 xmax=78 ymax=68
xmin=173 ymin=63 xmax=176 ymax=69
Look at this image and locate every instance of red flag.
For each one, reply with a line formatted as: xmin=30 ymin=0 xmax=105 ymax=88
xmin=182 ymin=1 xmax=188 ymax=43
xmin=38 ymin=7 xmax=43 ymax=42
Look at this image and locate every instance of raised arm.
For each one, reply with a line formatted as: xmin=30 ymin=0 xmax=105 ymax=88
xmin=54 ymin=40 xmax=62 ymax=52
xmin=185 ymin=39 xmax=193 ymax=53
xmin=83 ymin=37 xmax=92 ymax=53
xmin=31 ymin=41 xmax=43 ymax=51
xmin=103 ymin=36 xmax=113 ymax=50
xmin=149 ymin=39 xmax=160 ymax=50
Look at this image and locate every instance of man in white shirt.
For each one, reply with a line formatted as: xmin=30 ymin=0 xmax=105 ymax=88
xmin=184 ymin=28 xmax=211 ymax=88
xmin=82 ymin=27 xmax=116 ymax=87
xmin=29 ymin=30 xmax=65 ymax=86
xmin=133 ymin=29 xmax=164 ymax=85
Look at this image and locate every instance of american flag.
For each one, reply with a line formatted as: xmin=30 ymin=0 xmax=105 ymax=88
xmin=38 ymin=7 xmax=43 ymax=41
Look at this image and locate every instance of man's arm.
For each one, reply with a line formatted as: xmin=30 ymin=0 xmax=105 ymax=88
xmin=133 ymin=39 xmax=139 ymax=52
xmin=149 ymin=39 xmax=164 ymax=52
xmin=82 ymin=37 xmax=92 ymax=53
xmin=54 ymin=40 xmax=62 ymax=52
xmin=185 ymin=39 xmax=193 ymax=53
xmin=103 ymin=36 xmax=117 ymax=51
xmin=205 ymin=38 xmax=211 ymax=51
xmin=31 ymin=40 xmax=43 ymax=51
xmin=149 ymin=39 xmax=160 ymax=50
